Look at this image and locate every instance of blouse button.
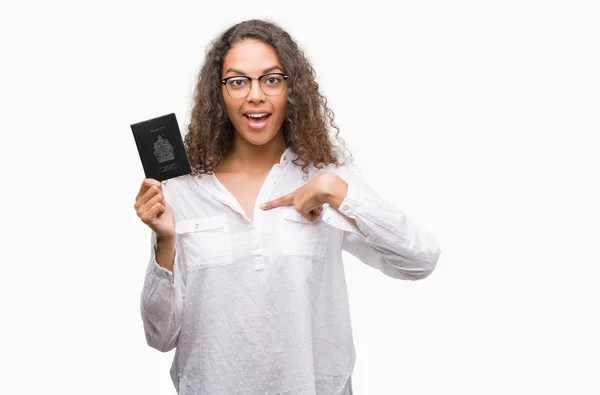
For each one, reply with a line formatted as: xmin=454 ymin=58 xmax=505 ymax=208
xmin=325 ymin=217 xmax=331 ymax=223
xmin=342 ymin=205 xmax=348 ymax=211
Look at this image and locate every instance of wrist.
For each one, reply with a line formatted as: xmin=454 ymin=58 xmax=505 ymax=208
xmin=156 ymin=234 xmax=175 ymax=245
xmin=155 ymin=234 xmax=175 ymax=274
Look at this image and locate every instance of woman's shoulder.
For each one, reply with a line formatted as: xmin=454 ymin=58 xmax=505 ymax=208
xmin=315 ymin=159 xmax=362 ymax=178
xmin=161 ymin=173 xmax=195 ymax=188
xmin=160 ymin=173 xmax=212 ymax=200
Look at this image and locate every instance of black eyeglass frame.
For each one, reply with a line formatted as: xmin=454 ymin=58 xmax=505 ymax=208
xmin=220 ymin=73 xmax=289 ymax=97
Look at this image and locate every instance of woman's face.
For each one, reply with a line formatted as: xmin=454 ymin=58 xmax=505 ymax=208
xmin=221 ymin=39 xmax=288 ymax=147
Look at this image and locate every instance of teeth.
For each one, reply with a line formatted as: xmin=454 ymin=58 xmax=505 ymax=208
xmin=247 ymin=113 xmax=268 ymax=118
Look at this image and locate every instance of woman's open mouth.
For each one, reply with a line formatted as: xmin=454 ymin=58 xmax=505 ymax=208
xmin=243 ymin=112 xmax=272 ymax=129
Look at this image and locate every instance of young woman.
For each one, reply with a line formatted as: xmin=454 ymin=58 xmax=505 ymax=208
xmin=134 ymin=19 xmax=441 ymax=395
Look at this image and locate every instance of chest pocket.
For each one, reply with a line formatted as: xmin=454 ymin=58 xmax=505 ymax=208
xmin=176 ymin=214 xmax=233 ymax=271
xmin=280 ymin=208 xmax=329 ymax=259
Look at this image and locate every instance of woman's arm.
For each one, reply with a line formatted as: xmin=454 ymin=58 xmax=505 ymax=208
xmin=321 ymin=165 xmax=441 ymax=280
xmin=140 ymin=232 xmax=185 ymax=352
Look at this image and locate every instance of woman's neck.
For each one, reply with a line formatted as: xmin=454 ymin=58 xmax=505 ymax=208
xmin=217 ymin=133 xmax=287 ymax=175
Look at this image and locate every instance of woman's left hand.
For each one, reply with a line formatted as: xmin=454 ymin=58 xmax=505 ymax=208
xmin=260 ymin=173 xmax=347 ymax=221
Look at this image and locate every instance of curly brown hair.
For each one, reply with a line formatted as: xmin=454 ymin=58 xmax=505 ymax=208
xmin=184 ymin=19 xmax=352 ymax=177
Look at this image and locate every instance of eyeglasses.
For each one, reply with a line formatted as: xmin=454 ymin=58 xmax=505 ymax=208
xmin=220 ymin=73 xmax=289 ymax=99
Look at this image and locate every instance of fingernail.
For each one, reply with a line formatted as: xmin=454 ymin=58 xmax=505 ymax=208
xmin=260 ymin=203 xmax=266 ymax=210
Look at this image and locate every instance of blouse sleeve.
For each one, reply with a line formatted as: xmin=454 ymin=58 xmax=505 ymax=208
xmin=321 ymin=164 xmax=441 ymax=280
xmin=140 ymin=230 xmax=186 ymax=352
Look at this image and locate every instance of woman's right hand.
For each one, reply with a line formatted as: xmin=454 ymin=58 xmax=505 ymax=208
xmin=134 ymin=179 xmax=175 ymax=239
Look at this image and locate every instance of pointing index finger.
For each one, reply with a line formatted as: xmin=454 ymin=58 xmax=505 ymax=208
xmin=261 ymin=193 xmax=294 ymax=210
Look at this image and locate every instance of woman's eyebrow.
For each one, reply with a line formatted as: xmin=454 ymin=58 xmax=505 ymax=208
xmin=223 ymin=68 xmax=247 ymax=76
xmin=223 ymin=65 xmax=284 ymax=76
xmin=262 ymin=65 xmax=284 ymax=74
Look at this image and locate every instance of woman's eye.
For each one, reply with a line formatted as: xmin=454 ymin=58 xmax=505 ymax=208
xmin=227 ymin=78 xmax=249 ymax=89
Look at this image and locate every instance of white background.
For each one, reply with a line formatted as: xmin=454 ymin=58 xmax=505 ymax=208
xmin=2 ymin=0 xmax=599 ymax=394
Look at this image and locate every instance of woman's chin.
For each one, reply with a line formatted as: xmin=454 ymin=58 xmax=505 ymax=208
xmin=236 ymin=127 xmax=282 ymax=147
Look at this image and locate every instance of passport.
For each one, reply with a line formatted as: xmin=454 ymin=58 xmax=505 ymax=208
xmin=131 ymin=113 xmax=192 ymax=182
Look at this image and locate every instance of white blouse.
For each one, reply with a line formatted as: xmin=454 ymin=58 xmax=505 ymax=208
xmin=140 ymin=147 xmax=441 ymax=395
